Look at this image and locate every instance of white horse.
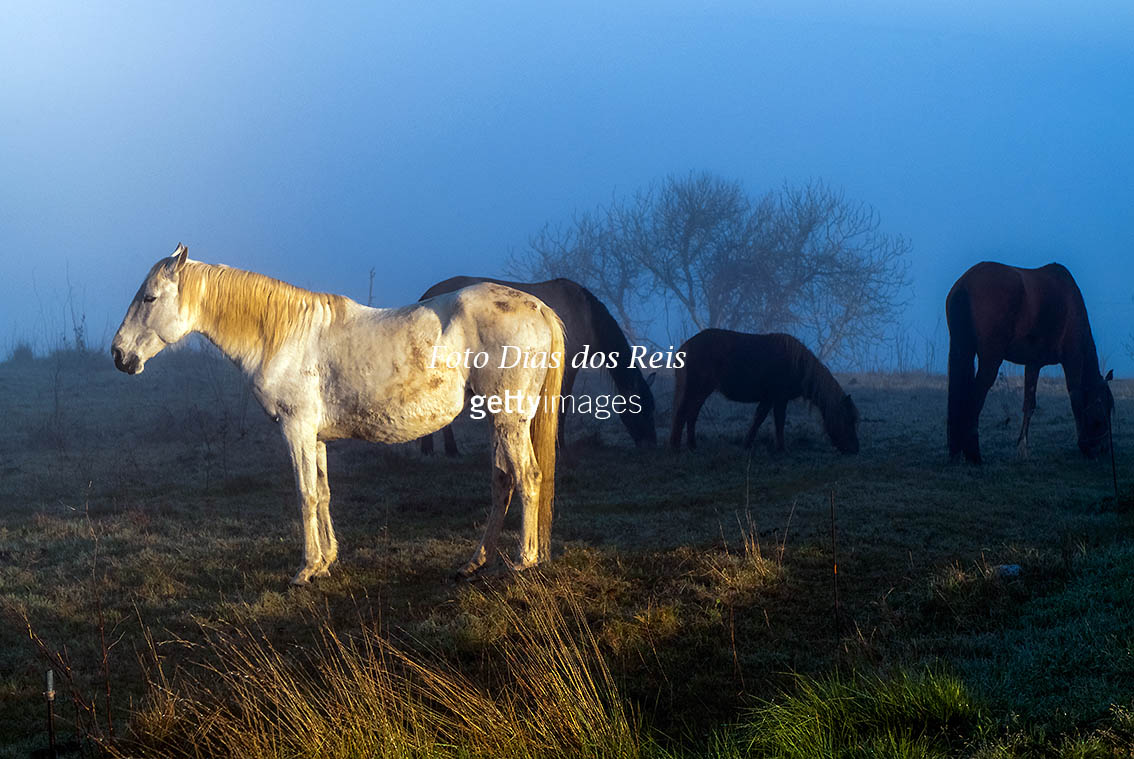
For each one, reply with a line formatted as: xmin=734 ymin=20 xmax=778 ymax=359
xmin=112 ymin=244 xmax=565 ymax=585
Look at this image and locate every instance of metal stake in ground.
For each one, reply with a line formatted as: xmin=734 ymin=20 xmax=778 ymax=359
xmin=1107 ymin=370 xmax=1117 ymax=503
xmin=45 ymin=668 xmax=56 ymax=759
xmin=830 ymin=491 xmax=841 ymax=639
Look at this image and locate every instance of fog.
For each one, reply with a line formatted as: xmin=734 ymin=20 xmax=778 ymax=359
xmin=2 ymin=1 xmax=1132 ymax=372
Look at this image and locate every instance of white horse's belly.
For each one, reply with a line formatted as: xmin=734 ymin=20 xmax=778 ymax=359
xmin=320 ymin=380 xmax=466 ymax=443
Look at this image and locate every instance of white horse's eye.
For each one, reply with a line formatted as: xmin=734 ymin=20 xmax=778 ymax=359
xmin=143 ymin=295 xmax=157 ymax=303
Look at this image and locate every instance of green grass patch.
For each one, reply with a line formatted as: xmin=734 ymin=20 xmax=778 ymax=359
xmin=731 ymin=668 xmax=984 ymax=759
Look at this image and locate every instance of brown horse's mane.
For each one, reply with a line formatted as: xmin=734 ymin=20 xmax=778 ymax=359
xmin=774 ymin=333 xmax=852 ymax=429
xmin=575 ymin=284 xmax=655 ymax=404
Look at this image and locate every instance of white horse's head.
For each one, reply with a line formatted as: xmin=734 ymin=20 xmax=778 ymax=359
xmin=111 ymin=244 xmax=192 ymax=374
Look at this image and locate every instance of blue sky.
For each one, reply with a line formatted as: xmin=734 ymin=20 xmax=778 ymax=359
xmin=2 ymin=1 xmax=1132 ymax=371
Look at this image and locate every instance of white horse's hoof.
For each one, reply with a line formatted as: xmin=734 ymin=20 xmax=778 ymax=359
xmin=455 ymin=562 xmax=482 ymax=580
xmin=505 ymin=556 xmax=540 ymax=573
xmin=291 ymin=567 xmax=317 ymax=586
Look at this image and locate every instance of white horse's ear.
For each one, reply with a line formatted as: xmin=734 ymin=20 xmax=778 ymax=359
xmin=161 ymin=243 xmax=189 ymax=279
xmin=646 ymin=371 xmax=657 ymax=387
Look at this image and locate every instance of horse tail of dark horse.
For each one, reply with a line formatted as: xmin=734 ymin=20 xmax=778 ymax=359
xmin=945 ymin=285 xmax=976 ymax=456
xmin=531 ymin=307 xmax=566 ymax=562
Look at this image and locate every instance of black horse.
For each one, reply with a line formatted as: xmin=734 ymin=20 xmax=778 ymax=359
xmin=418 ymin=276 xmax=657 ymax=454
xmin=670 ymin=329 xmax=859 ymax=453
xmin=946 ymin=261 xmax=1113 ymax=464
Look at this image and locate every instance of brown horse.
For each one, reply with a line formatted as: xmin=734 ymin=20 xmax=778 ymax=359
xmin=417 ymin=276 xmax=657 ymax=455
xmin=946 ymin=261 xmax=1113 ymax=464
xmin=670 ymin=329 xmax=859 ymax=453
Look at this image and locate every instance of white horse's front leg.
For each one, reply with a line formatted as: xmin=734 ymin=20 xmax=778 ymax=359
xmin=312 ymin=441 xmax=337 ymax=578
xmin=283 ymin=424 xmax=325 ymax=586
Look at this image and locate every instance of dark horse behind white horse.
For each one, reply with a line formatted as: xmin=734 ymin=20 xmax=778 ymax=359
xmin=417 ymin=276 xmax=657 ymax=454
xmin=946 ymin=261 xmax=1113 ymax=464
xmin=112 ymin=245 xmax=565 ymax=584
xmin=670 ymin=329 xmax=859 ymax=453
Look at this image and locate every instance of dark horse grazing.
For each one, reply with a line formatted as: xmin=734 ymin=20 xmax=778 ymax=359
xmin=670 ymin=329 xmax=859 ymax=453
xmin=418 ymin=276 xmax=657 ymax=455
xmin=946 ymin=261 xmax=1113 ymax=464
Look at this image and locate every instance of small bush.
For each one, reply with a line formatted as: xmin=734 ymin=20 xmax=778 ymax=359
xmin=5 ymin=340 xmax=34 ymax=363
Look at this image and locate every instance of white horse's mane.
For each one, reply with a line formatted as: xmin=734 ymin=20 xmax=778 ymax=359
xmin=178 ymin=261 xmax=349 ymax=366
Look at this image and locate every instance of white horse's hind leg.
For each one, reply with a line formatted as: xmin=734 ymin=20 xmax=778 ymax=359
xmin=458 ymin=420 xmax=542 ymax=577
xmin=283 ymin=424 xmax=326 ymax=586
xmin=313 ymin=441 xmax=337 ymax=578
xmin=496 ymin=422 xmax=543 ymax=569
xmin=458 ymin=464 xmax=514 ymax=577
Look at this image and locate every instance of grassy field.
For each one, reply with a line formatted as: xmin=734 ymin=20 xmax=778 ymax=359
xmin=1 ymin=347 xmax=1132 ymax=757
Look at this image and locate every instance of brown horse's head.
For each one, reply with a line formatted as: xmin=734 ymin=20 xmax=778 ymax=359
xmin=622 ymin=371 xmax=658 ymax=447
xmin=1076 ymin=372 xmax=1114 ymax=458
xmin=825 ymin=393 xmax=860 ymax=454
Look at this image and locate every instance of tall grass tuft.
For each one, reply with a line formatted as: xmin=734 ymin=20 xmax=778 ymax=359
xmin=702 ymin=510 xmax=787 ymax=605
xmin=120 ymin=577 xmax=639 ymax=759
xmin=736 ymin=668 xmax=985 ymax=759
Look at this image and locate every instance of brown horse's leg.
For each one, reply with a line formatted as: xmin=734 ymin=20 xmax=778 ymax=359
xmin=965 ymin=356 xmax=1002 ymax=464
xmin=743 ymin=401 xmax=773 ymax=448
xmin=557 ymin=365 xmax=578 ymax=448
xmin=947 ymin=346 xmax=975 ymax=459
xmin=443 ymin=425 xmax=460 ymax=457
xmin=773 ymin=400 xmax=788 ymax=452
xmin=1017 ymin=364 xmax=1040 ymax=458
xmin=946 ymin=295 xmax=976 ymax=460
xmin=669 ymin=409 xmax=685 ymax=449
xmin=670 ymin=368 xmax=690 ymax=449
xmin=420 ymin=432 xmax=436 ymax=455
xmin=684 ymin=390 xmax=712 ymax=449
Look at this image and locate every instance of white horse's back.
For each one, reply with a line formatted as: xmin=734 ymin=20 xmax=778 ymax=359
xmin=313 ymin=284 xmax=561 ymax=444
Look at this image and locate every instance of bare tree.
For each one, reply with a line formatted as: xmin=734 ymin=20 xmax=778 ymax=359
xmin=510 ymin=172 xmax=911 ymax=366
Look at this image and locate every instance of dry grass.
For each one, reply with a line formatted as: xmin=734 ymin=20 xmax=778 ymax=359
xmin=118 ymin=578 xmax=637 ymax=759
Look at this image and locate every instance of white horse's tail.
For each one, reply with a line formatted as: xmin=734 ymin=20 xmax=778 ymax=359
xmin=531 ymin=308 xmax=565 ymax=561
